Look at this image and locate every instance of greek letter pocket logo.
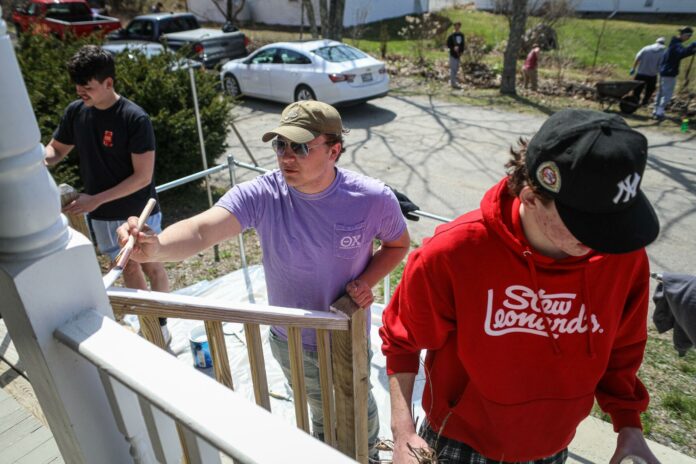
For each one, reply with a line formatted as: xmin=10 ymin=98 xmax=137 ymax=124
xmin=334 ymin=222 xmax=366 ymax=260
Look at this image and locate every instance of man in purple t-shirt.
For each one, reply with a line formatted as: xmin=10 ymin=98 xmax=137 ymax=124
xmin=118 ymin=100 xmax=410 ymax=457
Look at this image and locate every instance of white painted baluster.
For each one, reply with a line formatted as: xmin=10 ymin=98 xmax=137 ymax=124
xmin=139 ymin=397 xmax=182 ymax=464
xmin=181 ymin=425 xmax=223 ymax=464
xmin=98 ymin=372 xmax=158 ymax=463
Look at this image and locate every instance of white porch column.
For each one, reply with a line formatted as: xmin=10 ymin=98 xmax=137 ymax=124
xmin=0 ymin=12 xmax=131 ymax=463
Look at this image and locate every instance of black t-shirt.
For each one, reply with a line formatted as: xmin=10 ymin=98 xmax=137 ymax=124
xmin=54 ymin=97 xmax=160 ymax=220
xmin=447 ymin=31 xmax=465 ymax=58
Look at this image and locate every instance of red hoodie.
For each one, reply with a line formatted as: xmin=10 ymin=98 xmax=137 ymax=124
xmin=380 ymin=178 xmax=650 ymax=461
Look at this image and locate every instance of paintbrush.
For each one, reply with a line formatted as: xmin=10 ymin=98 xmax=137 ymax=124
xmin=102 ymin=198 xmax=157 ymax=289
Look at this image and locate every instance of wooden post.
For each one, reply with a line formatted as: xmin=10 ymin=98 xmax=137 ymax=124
xmin=287 ymin=327 xmax=310 ymax=433
xmin=140 ymin=316 xmax=167 ymax=349
xmin=59 ymin=184 xmax=92 ymax=240
xmin=317 ymin=328 xmax=336 ymax=447
xmin=244 ymin=323 xmax=271 ymax=410
xmin=205 ymin=320 xmax=234 ymax=389
xmin=66 ymin=213 xmax=91 ymax=239
xmin=331 ymin=295 xmax=369 ymax=463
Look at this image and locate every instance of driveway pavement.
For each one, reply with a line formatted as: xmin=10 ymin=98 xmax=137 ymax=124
xmin=224 ymin=95 xmax=696 ymax=276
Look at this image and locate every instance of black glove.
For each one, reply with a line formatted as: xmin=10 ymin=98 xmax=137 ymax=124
xmin=388 ymin=185 xmax=420 ymax=221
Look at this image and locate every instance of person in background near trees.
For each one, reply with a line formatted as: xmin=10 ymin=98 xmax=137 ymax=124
xmin=151 ymin=1 xmax=163 ymax=13
xmin=116 ymin=100 xmax=410 ymax=462
xmin=44 ymin=45 xmax=171 ymax=343
xmin=653 ymin=26 xmax=696 ymax=121
xmin=447 ymin=21 xmax=465 ymax=89
xmin=522 ymin=43 xmax=541 ymax=91
xmin=381 ymin=109 xmax=661 ymax=464
xmin=630 ymin=37 xmax=666 ymax=106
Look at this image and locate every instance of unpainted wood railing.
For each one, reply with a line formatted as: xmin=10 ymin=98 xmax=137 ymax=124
xmin=108 ymin=288 xmax=370 ymax=463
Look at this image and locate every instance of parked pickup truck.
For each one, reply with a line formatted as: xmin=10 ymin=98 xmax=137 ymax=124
xmin=107 ymin=13 xmax=249 ymax=69
xmin=12 ymin=0 xmax=121 ymax=39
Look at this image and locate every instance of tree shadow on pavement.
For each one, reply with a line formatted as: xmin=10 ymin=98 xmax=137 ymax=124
xmin=509 ymin=94 xmax=555 ymax=115
xmin=341 ymin=103 xmax=397 ymax=129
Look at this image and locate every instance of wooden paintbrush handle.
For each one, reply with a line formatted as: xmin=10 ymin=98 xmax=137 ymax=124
xmin=136 ymin=198 xmax=157 ymax=232
xmin=116 ymin=198 xmax=157 ymax=267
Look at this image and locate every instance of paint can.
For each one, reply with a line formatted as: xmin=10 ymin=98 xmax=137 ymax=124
xmin=189 ymin=326 xmax=212 ymax=368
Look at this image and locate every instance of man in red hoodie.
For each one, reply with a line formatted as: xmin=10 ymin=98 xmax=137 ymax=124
xmin=381 ymin=109 xmax=661 ymax=464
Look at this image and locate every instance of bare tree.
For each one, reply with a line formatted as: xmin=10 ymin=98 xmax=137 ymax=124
xmin=318 ymin=0 xmax=345 ymax=40
xmin=497 ymin=0 xmax=529 ymax=95
xmin=527 ymin=0 xmax=577 ymax=29
xmin=209 ymin=0 xmax=246 ymax=24
xmin=350 ymin=5 xmax=370 ymax=48
xmin=302 ymin=0 xmax=319 ymax=38
xmin=590 ymin=1 xmax=619 ymax=73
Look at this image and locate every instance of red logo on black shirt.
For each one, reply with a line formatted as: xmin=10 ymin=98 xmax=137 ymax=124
xmin=103 ymin=130 xmax=113 ymax=147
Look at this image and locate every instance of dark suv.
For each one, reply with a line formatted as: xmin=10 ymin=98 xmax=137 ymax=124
xmin=106 ymin=12 xmax=200 ymax=42
xmin=106 ymin=13 xmax=249 ymax=68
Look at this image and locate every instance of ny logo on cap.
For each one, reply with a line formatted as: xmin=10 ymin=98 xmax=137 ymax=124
xmin=612 ymin=173 xmax=640 ymax=204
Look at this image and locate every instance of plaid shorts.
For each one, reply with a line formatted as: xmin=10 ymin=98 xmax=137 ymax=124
xmin=419 ymin=420 xmax=568 ymax=464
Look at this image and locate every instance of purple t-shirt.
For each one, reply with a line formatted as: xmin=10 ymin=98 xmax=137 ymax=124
xmin=216 ymin=167 xmax=407 ymax=349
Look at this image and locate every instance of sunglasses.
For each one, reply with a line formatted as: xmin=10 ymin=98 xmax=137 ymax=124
xmin=272 ymin=138 xmax=331 ymax=158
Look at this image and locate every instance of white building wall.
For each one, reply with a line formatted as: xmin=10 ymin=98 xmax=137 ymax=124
xmin=473 ymin=0 xmax=696 ymax=14
xmin=186 ymin=0 xmax=431 ymax=27
xmin=343 ymin=0 xmax=429 ymax=27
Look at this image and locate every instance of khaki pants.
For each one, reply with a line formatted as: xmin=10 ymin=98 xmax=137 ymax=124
xmin=523 ymin=67 xmax=538 ymax=90
xmin=269 ymin=330 xmax=380 ymax=459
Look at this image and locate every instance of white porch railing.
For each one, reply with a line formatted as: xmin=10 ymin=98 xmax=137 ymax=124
xmin=54 ymin=308 xmax=354 ymax=464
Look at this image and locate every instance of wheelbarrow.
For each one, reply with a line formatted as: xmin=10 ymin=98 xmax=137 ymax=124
xmin=595 ymin=80 xmax=645 ymax=114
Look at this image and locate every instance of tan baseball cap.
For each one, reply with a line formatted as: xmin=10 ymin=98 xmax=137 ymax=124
xmin=261 ymin=100 xmax=343 ymax=144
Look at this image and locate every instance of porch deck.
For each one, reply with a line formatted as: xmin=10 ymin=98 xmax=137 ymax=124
xmin=0 ymin=318 xmax=61 ymax=464
xmin=0 ymin=380 xmax=62 ymax=464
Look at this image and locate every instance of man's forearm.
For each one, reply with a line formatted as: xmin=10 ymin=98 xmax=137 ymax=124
xmin=44 ymin=144 xmax=66 ymax=166
xmin=390 ymin=373 xmax=418 ymax=439
xmin=357 ymin=235 xmax=410 ymax=288
xmin=93 ymin=172 xmax=152 ymax=208
xmin=153 ymin=208 xmax=241 ymax=262
xmin=610 ymin=427 xmax=659 ymax=464
xmin=152 ymin=218 xmax=210 ymax=262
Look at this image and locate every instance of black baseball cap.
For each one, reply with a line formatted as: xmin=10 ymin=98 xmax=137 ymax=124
xmin=679 ymin=26 xmax=693 ymax=35
xmin=526 ymin=109 xmax=659 ymax=254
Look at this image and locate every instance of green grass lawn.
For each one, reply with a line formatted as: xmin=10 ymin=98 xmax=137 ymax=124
xmin=338 ymin=9 xmax=696 ymax=85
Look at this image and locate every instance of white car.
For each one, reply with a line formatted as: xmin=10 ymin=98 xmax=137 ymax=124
xmin=219 ymin=40 xmax=389 ymax=105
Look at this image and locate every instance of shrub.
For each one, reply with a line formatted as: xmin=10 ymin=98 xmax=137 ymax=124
xmin=462 ymin=34 xmax=490 ymax=66
xmin=115 ymin=50 xmax=233 ymax=186
xmin=398 ymin=13 xmax=449 ymax=63
xmin=17 ymin=33 xmax=89 ymax=187
xmin=16 ymin=34 xmax=233 ymax=190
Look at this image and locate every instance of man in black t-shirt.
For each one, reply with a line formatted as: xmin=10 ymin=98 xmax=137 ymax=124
xmin=44 ymin=45 xmax=170 ymax=341
xmin=446 ymin=21 xmax=465 ymax=89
